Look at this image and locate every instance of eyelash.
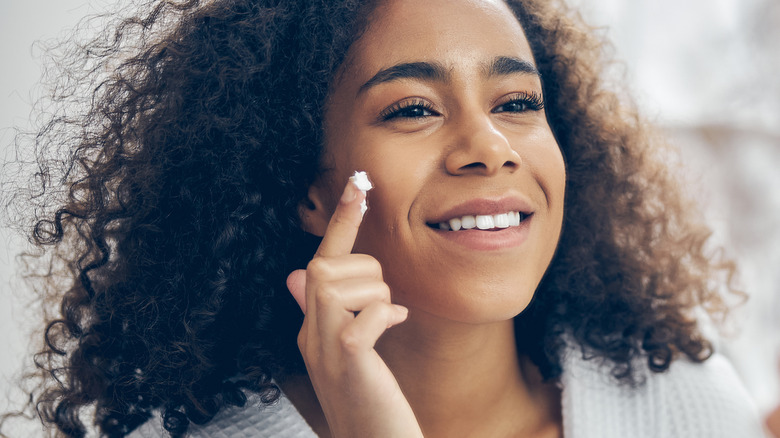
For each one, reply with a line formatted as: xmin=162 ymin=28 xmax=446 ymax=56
xmin=379 ymin=91 xmax=545 ymax=122
xmin=492 ymin=91 xmax=544 ymax=113
xmin=380 ymin=98 xmax=438 ymax=121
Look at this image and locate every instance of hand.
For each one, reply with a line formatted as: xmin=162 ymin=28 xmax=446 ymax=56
xmin=287 ymin=179 xmax=424 ymax=438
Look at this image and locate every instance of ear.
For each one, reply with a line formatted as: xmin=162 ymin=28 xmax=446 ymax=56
xmin=298 ymin=182 xmax=333 ymax=237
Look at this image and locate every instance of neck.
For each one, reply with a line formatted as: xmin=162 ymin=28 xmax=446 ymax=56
xmin=376 ymin=310 xmax=559 ymax=437
xmin=281 ymin=310 xmax=561 ymax=438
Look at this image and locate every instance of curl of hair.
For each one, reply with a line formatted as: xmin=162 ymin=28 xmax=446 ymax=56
xmin=3 ymin=0 xmax=739 ymax=436
xmin=507 ymin=0 xmax=738 ymax=382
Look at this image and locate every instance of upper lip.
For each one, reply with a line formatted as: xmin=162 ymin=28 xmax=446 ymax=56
xmin=426 ymin=196 xmax=535 ymax=224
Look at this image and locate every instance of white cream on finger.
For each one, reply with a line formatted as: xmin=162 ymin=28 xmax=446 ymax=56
xmin=349 ymin=170 xmax=373 ymax=215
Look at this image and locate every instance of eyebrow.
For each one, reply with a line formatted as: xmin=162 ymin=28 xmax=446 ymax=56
xmin=484 ymin=56 xmax=540 ymax=78
xmin=357 ymin=56 xmax=540 ymax=95
xmin=358 ymin=61 xmax=448 ymax=95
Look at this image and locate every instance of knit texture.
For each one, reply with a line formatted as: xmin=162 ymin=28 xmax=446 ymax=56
xmin=130 ymin=352 xmax=765 ymax=437
xmin=560 ymin=350 xmax=766 ymax=437
xmin=131 ymin=393 xmax=316 ymax=438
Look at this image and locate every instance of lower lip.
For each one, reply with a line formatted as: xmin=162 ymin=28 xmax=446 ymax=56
xmin=429 ymin=216 xmax=532 ymax=251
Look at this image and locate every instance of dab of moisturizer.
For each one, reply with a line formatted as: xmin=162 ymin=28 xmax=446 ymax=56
xmin=349 ymin=170 xmax=373 ymax=215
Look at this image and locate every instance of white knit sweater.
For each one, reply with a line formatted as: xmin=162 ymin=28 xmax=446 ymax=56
xmin=131 ymin=351 xmax=766 ymax=437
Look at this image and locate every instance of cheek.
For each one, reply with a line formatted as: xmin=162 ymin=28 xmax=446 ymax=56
xmin=535 ymin=140 xmax=566 ymax=257
xmin=545 ymin=153 xmax=567 ymax=225
xmin=351 ymin=152 xmax=439 ymax=295
xmin=352 ymin=159 xmax=423 ymax=254
xmin=504 ymin=132 xmax=566 ymax=270
xmin=521 ymin=130 xmax=566 ymax=212
xmin=353 ymin=139 xmax=439 ymax=226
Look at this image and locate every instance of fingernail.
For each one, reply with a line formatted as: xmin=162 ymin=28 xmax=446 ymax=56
xmin=394 ymin=305 xmax=408 ymax=317
xmin=387 ymin=305 xmax=409 ymax=328
xmin=340 ymin=180 xmax=357 ymax=204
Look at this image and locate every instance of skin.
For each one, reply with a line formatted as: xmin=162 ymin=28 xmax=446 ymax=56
xmin=286 ymin=0 xmax=566 ymax=436
xmin=769 ymin=404 xmax=780 ymax=438
xmin=768 ymin=364 xmax=780 ymax=438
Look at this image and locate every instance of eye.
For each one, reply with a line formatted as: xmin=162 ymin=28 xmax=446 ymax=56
xmin=380 ymin=98 xmax=440 ymax=121
xmin=492 ymin=91 xmax=544 ymax=114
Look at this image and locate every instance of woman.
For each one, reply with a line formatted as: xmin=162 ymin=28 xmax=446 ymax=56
xmin=2 ymin=0 xmax=765 ymax=436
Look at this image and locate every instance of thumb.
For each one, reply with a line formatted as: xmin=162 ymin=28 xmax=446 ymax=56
xmin=286 ymin=269 xmax=307 ymax=314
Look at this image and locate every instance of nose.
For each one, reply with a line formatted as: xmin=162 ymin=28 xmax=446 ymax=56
xmin=444 ymin=114 xmax=521 ymax=176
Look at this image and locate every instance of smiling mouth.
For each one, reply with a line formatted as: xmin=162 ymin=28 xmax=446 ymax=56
xmin=427 ymin=211 xmax=532 ymax=231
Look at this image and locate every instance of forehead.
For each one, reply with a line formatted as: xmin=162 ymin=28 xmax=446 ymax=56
xmin=341 ymin=0 xmax=534 ymax=81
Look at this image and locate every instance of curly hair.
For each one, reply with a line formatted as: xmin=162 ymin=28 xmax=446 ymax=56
xmin=1 ymin=0 xmax=738 ymax=436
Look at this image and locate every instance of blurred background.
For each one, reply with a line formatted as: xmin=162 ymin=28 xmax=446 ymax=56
xmin=568 ymin=0 xmax=780 ymax=415
xmin=2 ymin=0 xmax=779 ymax=435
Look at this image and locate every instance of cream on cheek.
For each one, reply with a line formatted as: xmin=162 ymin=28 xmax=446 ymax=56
xmin=350 ymin=162 xmax=443 ymax=304
xmin=353 ymin=170 xmax=413 ymax=251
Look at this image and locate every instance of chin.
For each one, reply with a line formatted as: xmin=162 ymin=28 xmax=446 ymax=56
xmin=395 ymin=286 xmax=536 ymax=325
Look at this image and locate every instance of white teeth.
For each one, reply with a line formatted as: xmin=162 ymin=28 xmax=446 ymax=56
xmin=476 ymin=215 xmax=494 ymax=230
xmin=434 ymin=211 xmax=527 ymax=231
xmin=494 ymin=213 xmax=510 ymax=228
xmin=508 ymin=211 xmax=520 ymax=226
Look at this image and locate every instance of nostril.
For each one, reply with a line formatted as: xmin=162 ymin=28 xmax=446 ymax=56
xmin=460 ymin=162 xmax=486 ymax=171
xmin=504 ymin=159 xmax=520 ymax=169
xmin=444 ymin=137 xmax=520 ymax=175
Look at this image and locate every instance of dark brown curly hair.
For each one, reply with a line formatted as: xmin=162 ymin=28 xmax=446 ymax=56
xmin=1 ymin=0 xmax=738 ymax=436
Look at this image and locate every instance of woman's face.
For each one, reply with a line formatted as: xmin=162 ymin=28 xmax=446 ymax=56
xmin=310 ymin=0 xmax=565 ymax=324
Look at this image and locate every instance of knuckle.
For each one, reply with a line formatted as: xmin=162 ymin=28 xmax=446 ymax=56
xmin=353 ymin=254 xmax=383 ymax=279
xmin=377 ymin=283 xmax=392 ymax=302
xmin=367 ymin=282 xmax=391 ymax=304
xmin=377 ymin=303 xmax=395 ymax=320
xmin=339 ymin=328 xmax=362 ymax=355
xmin=365 ymin=256 xmax=383 ymax=275
xmin=367 ymin=302 xmax=394 ymax=323
xmin=306 ymin=258 xmax=332 ymax=278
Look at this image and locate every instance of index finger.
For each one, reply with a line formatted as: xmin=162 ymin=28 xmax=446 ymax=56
xmin=315 ymin=175 xmax=370 ymax=258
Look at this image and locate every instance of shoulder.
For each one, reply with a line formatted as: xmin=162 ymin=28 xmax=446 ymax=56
xmin=129 ymin=392 xmax=316 ymax=438
xmin=561 ymin=349 xmax=767 ymax=438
